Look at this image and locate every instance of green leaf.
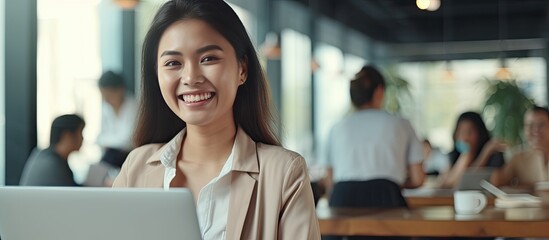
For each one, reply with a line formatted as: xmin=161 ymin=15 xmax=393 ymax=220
xmin=482 ymin=78 xmax=534 ymax=146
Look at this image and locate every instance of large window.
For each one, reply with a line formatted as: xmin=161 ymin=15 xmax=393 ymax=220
xmin=313 ymin=44 xmax=366 ymax=165
xmin=281 ymin=29 xmax=313 ymax=160
xmin=37 ymin=0 xmax=103 ymax=183
xmin=398 ymin=57 xmax=547 ymax=151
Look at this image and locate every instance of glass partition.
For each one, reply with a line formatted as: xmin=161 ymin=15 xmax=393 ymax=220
xmin=281 ymin=29 xmax=313 ymax=160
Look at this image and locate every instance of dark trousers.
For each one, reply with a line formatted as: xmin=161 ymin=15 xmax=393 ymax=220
xmin=323 ymin=179 xmax=410 ymax=240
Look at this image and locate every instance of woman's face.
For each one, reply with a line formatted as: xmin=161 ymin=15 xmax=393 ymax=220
xmin=156 ymin=19 xmax=247 ymax=128
xmin=524 ymin=111 xmax=549 ymax=150
xmin=455 ymin=120 xmax=479 ymax=148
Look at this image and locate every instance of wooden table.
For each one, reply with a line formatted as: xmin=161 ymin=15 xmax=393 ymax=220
xmin=404 ymin=188 xmax=496 ymax=207
xmin=317 ymin=206 xmax=549 ymax=237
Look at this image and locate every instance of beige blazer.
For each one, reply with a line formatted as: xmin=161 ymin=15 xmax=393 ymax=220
xmin=113 ymin=128 xmax=320 ymax=240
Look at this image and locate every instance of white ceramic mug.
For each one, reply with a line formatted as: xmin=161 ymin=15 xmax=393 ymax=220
xmin=454 ymin=190 xmax=487 ymax=214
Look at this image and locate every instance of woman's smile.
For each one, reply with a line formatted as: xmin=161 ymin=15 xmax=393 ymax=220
xmin=178 ymin=91 xmax=216 ymax=107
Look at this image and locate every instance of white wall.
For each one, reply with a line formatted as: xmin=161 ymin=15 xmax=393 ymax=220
xmin=0 ymin=0 xmax=6 ymax=186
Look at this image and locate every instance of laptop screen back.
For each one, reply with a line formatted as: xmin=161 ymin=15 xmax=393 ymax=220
xmin=455 ymin=168 xmax=494 ymax=191
xmin=0 ymin=187 xmax=202 ymax=240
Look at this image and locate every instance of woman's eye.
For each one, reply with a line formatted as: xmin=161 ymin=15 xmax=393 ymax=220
xmin=164 ymin=61 xmax=181 ymax=67
xmin=201 ymin=56 xmax=219 ymax=63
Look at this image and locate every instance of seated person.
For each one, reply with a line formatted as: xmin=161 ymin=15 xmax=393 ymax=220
xmin=422 ymin=139 xmax=450 ymax=176
xmin=491 ymin=106 xmax=549 ymax=188
xmin=20 ymin=114 xmax=85 ymax=186
xmin=439 ymin=112 xmax=506 ymax=188
xmin=97 ymin=71 xmax=137 ymax=168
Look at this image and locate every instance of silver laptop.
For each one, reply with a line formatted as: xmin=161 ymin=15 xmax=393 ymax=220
xmin=455 ymin=168 xmax=494 ymax=190
xmin=0 ymin=187 xmax=202 ymax=240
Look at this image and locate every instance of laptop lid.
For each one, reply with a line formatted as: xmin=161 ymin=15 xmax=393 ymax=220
xmin=454 ymin=168 xmax=494 ymax=191
xmin=0 ymin=187 xmax=202 ymax=240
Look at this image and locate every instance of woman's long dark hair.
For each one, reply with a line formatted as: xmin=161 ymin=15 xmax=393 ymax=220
xmin=449 ymin=111 xmax=491 ymax=165
xmin=134 ymin=0 xmax=280 ymax=147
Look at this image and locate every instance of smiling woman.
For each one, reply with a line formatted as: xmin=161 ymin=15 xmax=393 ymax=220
xmin=112 ymin=0 xmax=320 ymax=239
xmin=156 ymin=19 xmax=244 ymax=128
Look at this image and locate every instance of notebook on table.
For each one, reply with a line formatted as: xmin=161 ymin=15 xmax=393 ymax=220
xmin=0 ymin=187 xmax=202 ymax=240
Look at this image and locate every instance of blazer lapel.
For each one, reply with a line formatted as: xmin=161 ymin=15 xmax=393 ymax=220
xmin=226 ymin=127 xmax=260 ymax=239
xmin=226 ymin=172 xmax=257 ymax=239
xmin=142 ymin=129 xmax=185 ymax=188
xmin=143 ymin=163 xmax=164 ymax=187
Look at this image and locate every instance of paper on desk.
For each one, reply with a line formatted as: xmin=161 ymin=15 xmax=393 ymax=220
xmin=495 ymin=197 xmax=541 ymax=208
xmin=481 ymin=180 xmax=542 ymax=208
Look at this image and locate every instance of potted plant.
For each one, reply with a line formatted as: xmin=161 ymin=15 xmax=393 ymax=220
xmin=383 ymin=68 xmax=412 ymax=114
xmin=482 ymin=78 xmax=534 ymax=146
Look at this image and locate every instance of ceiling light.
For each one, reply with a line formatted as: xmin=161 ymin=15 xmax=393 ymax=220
xmin=311 ymin=58 xmax=320 ymax=73
xmin=260 ymin=32 xmax=281 ymax=60
xmin=495 ymin=67 xmax=512 ymax=81
xmin=113 ymin=0 xmax=139 ymax=9
xmin=416 ymin=0 xmax=430 ymax=10
xmin=427 ymin=0 xmax=440 ymax=11
xmin=417 ymin=0 xmax=440 ymax=11
xmin=442 ymin=61 xmax=454 ymax=81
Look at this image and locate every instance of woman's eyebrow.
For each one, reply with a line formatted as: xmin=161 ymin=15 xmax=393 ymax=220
xmin=160 ymin=45 xmax=223 ymax=57
xmin=196 ymin=45 xmax=223 ymax=54
xmin=160 ymin=50 xmax=182 ymax=57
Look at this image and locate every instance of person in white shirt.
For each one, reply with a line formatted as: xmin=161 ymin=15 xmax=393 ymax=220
xmin=97 ymin=71 xmax=137 ymax=168
xmin=322 ymin=65 xmax=425 ymax=202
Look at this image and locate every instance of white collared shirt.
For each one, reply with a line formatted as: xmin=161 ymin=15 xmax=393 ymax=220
xmin=97 ymin=95 xmax=137 ymax=151
xmin=160 ymin=130 xmax=234 ymax=240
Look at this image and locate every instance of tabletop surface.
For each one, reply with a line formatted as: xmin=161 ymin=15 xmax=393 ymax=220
xmin=317 ymin=205 xmax=549 ymax=237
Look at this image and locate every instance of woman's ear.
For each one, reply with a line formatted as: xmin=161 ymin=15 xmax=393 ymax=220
xmin=239 ymin=56 xmax=248 ymax=85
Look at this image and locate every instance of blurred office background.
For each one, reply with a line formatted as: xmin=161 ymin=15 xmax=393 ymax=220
xmin=1 ymin=0 xmax=548 ymax=185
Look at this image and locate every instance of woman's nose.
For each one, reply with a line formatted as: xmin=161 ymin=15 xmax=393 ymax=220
xmin=180 ymin=64 xmax=204 ymax=85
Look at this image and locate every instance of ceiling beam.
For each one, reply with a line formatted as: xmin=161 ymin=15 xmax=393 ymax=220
xmin=386 ymin=38 xmax=545 ymax=61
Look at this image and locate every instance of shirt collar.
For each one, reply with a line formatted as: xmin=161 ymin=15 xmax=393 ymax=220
xmin=144 ymin=128 xmax=185 ymax=166
xmin=144 ymin=127 xmax=259 ymax=174
xmin=159 ymin=130 xmax=185 ymax=169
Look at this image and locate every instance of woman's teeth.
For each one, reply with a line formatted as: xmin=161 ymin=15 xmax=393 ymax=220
xmin=182 ymin=92 xmax=212 ymax=103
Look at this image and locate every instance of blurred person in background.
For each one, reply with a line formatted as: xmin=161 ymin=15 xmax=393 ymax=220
xmin=422 ymin=139 xmax=450 ymax=176
xmin=491 ymin=106 xmax=549 ymax=188
xmin=321 ymin=65 xmax=425 ymax=202
xmin=439 ymin=111 xmax=506 ymax=188
xmin=97 ymin=70 xmax=137 ymax=168
xmin=20 ymin=114 xmax=85 ymax=186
